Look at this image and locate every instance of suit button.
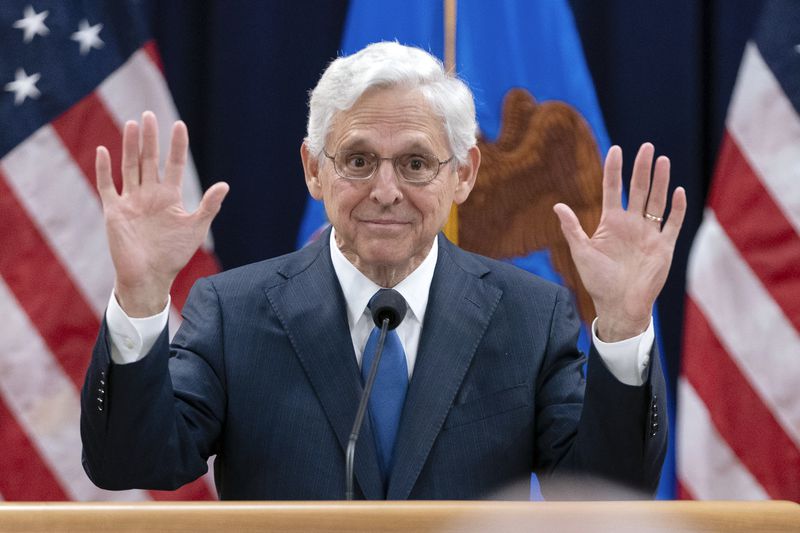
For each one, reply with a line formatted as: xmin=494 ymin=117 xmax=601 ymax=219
xmin=97 ymin=405 xmax=103 ymax=412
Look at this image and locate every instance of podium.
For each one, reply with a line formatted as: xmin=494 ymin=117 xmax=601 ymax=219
xmin=1 ymin=500 xmax=799 ymax=532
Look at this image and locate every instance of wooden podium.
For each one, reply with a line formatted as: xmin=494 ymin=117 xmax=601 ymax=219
xmin=0 ymin=500 xmax=798 ymax=532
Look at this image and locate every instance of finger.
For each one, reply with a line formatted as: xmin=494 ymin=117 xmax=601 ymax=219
xmin=553 ymin=202 xmax=590 ymax=254
xmin=627 ymin=143 xmax=654 ymax=214
xmin=192 ymin=181 xmax=230 ymax=228
xmin=644 ymin=155 xmax=670 ymax=219
xmin=163 ymin=121 xmax=188 ymax=188
xmin=140 ymin=111 xmax=159 ymax=186
xmin=120 ymin=120 xmax=140 ymax=194
xmin=95 ymin=146 xmax=117 ymax=204
xmin=602 ymin=145 xmax=623 ymax=212
xmin=662 ymin=187 xmax=687 ymax=245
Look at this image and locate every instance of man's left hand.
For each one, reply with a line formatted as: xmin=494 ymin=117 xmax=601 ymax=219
xmin=553 ymin=143 xmax=687 ymax=342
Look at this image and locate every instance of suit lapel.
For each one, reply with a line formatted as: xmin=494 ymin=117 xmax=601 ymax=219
xmin=387 ymin=239 xmax=502 ymax=499
xmin=264 ymin=232 xmax=384 ymax=499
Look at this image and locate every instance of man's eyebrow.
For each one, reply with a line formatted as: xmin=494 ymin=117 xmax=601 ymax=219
xmin=335 ymin=137 xmax=372 ymax=152
xmin=336 ymin=138 xmax=438 ymax=154
xmin=401 ymin=141 xmax=438 ymax=154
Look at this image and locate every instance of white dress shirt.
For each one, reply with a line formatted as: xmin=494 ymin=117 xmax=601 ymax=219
xmin=106 ymin=232 xmax=654 ymax=386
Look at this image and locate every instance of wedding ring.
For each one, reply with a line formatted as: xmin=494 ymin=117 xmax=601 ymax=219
xmin=644 ymin=212 xmax=664 ymax=223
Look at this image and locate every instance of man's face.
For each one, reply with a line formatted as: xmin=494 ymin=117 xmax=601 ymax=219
xmin=302 ymin=86 xmax=478 ymax=279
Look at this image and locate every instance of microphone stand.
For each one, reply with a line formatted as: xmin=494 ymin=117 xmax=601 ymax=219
xmin=345 ymin=317 xmax=389 ymax=501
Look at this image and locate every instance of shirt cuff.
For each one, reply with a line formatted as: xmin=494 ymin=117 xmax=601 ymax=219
xmin=591 ymin=316 xmax=654 ymax=386
xmin=106 ymin=291 xmax=170 ymax=365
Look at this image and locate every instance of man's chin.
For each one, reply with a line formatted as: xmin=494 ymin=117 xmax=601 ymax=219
xmin=351 ymin=242 xmax=419 ymax=269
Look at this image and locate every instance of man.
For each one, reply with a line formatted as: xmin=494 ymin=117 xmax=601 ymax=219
xmin=81 ymin=42 xmax=686 ymax=500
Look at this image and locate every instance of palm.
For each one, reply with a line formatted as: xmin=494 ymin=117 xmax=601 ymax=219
xmin=554 ymin=143 xmax=686 ymax=341
xmin=105 ymin=182 xmax=201 ymax=284
xmin=96 ymin=112 xmax=228 ymax=316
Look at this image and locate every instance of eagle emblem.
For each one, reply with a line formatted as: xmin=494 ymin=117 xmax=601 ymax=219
xmin=458 ymin=88 xmax=603 ymax=323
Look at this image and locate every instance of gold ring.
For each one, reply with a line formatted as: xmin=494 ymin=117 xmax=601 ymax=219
xmin=644 ymin=212 xmax=664 ymax=223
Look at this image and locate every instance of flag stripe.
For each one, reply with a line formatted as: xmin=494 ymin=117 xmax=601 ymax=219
xmin=0 ymin=173 xmax=100 ymax=387
xmin=149 ymin=481 xmax=216 ymax=501
xmin=0 ymin=277 xmax=149 ymax=502
xmin=204 ymin=456 xmax=218 ymax=496
xmin=1 ymin=126 xmax=114 ymax=316
xmin=172 ymin=250 xmax=220 ymax=313
xmin=0 ymin=396 xmax=69 ymax=501
xmin=687 ymin=210 xmax=800 ymax=447
xmin=710 ymin=133 xmax=800 ymax=330
xmin=143 ymin=40 xmax=165 ymax=73
xmin=677 ymin=379 xmax=769 ymax=499
xmin=682 ymin=299 xmax=800 ymax=499
xmin=676 ymin=481 xmax=695 ymax=501
xmin=52 ymin=92 xmax=124 ymax=196
xmin=727 ymin=43 xmax=800 ymax=236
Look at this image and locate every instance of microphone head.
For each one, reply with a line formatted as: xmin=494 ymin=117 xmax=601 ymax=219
xmin=368 ymin=289 xmax=407 ymax=330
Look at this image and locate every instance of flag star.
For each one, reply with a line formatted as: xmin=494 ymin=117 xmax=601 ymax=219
xmin=795 ymin=44 xmax=800 ymax=53
xmin=71 ymin=19 xmax=104 ymax=55
xmin=13 ymin=5 xmax=50 ymax=43
xmin=5 ymin=68 xmax=42 ymax=105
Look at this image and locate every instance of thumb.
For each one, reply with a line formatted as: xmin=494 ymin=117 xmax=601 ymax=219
xmin=194 ymin=181 xmax=230 ymax=226
xmin=553 ymin=203 xmax=589 ymax=252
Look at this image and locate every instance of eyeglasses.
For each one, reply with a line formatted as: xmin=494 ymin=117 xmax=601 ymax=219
xmin=322 ymin=149 xmax=454 ymax=184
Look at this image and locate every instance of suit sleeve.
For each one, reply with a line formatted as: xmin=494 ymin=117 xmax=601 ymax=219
xmin=533 ymin=286 xmax=667 ymax=498
xmin=80 ymin=277 xmax=226 ymax=491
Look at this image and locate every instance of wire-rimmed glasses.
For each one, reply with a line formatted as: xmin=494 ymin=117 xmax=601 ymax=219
xmin=322 ymin=149 xmax=454 ymax=184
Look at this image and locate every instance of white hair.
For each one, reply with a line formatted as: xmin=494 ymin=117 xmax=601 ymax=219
xmin=305 ymin=41 xmax=477 ymax=164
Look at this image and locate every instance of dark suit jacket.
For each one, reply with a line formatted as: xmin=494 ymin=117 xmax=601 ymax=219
xmin=81 ymin=231 xmax=666 ymax=500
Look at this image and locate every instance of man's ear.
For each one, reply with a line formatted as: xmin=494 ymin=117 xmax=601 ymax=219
xmin=453 ymin=145 xmax=481 ymax=205
xmin=301 ymin=143 xmax=323 ymax=200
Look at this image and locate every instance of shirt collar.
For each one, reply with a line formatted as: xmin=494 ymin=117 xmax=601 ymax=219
xmin=329 ymin=228 xmax=438 ymax=328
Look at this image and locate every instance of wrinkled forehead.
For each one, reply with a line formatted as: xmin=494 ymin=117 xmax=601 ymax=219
xmin=327 ymin=85 xmax=450 ymax=154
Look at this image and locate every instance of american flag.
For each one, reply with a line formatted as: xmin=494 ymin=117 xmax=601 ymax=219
xmin=0 ymin=2 xmax=217 ymax=500
xmin=677 ymin=0 xmax=800 ymax=501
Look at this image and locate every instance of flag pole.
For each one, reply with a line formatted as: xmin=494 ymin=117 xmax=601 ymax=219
xmin=442 ymin=0 xmax=460 ymax=244
xmin=444 ymin=0 xmax=456 ymax=73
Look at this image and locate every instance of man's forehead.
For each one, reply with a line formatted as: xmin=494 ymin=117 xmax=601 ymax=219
xmin=334 ymin=132 xmax=440 ymax=152
xmin=327 ymin=87 xmax=448 ymax=152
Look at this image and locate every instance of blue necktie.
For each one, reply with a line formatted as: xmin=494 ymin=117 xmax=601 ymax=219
xmin=361 ymin=300 xmax=409 ymax=479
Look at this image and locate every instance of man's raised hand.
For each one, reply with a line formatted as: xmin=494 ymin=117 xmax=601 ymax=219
xmin=96 ymin=111 xmax=229 ymax=317
xmin=553 ymin=143 xmax=686 ymax=342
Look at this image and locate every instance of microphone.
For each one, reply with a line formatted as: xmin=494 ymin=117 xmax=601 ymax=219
xmin=368 ymin=289 xmax=406 ymax=330
xmin=345 ymin=289 xmax=407 ymax=500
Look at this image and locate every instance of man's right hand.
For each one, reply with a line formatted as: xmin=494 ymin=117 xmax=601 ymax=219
xmin=96 ymin=111 xmax=229 ymax=317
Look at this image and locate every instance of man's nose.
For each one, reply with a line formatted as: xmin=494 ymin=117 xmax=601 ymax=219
xmin=369 ymin=159 xmax=404 ymax=205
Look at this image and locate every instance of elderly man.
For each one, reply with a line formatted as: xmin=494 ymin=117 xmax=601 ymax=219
xmin=81 ymin=42 xmax=685 ymax=500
